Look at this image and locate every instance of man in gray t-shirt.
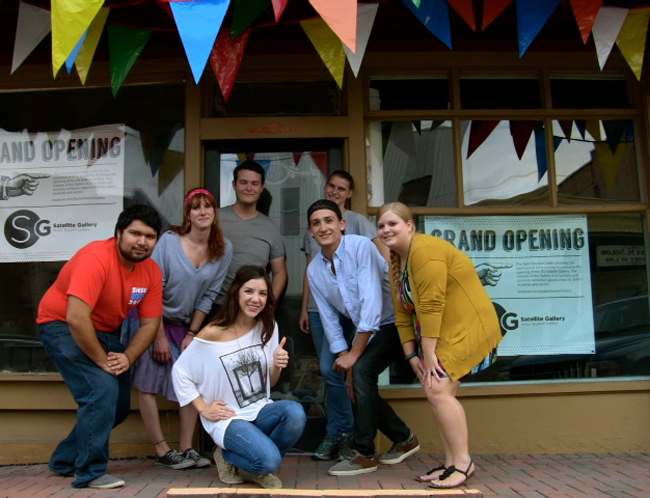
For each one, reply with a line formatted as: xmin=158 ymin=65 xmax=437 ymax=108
xmin=217 ymin=161 xmax=287 ymax=304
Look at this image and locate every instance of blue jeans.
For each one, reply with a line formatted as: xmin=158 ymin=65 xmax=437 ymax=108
xmin=352 ymin=322 xmax=412 ymax=457
xmin=222 ymin=400 xmax=306 ymax=475
xmin=309 ymin=311 xmax=355 ymax=437
xmin=40 ymin=321 xmax=131 ymax=488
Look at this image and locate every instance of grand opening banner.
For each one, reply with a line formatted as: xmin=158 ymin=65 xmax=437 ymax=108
xmin=423 ymin=215 xmax=595 ymax=356
xmin=0 ymin=125 xmax=124 ymax=262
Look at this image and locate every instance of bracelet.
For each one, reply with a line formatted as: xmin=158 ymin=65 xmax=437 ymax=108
xmin=187 ymin=329 xmax=199 ymax=336
xmin=404 ymin=352 xmax=419 ymax=362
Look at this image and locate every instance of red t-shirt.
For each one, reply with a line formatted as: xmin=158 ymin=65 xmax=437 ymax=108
xmin=37 ymin=238 xmax=163 ymax=331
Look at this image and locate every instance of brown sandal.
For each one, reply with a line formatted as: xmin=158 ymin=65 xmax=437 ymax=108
xmin=415 ymin=465 xmax=446 ymax=482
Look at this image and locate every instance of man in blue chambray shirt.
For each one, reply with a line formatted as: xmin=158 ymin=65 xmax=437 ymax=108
xmin=306 ymin=199 xmax=419 ymax=476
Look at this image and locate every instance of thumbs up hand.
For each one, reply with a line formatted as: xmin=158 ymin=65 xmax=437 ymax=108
xmin=273 ymin=336 xmax=289 ymax=369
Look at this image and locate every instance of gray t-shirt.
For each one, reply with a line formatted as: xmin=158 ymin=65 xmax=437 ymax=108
xmin=302 ymin=210 xmax=376 ymax=312
xmin=152 ymin=231 xmax=233 ymax=324
xmin=218 ymin=205 xmax=285 ymax=302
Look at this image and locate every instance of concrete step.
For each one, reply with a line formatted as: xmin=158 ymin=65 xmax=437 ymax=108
xmin=167 ymin=488 xmax=483 ymax=498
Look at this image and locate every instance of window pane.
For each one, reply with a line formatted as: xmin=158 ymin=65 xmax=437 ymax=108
xmin=0 ymin=84 xmax=185 ymax=372
xmin=461 ymin=120 xmax=549 ymax=206
xmin=369 ymin=78 xmax=450 ymax=110
xmin=554 ymin=119 xmax=639 ymax=203
xmin=213 ymin=81 xmax=340 ymax=117
xmin=551 ymin=78 xmax=630 ymax=109
xmin=367 ymin=120 xmax=456 ymax=207
xmin=460 ymin=78 xmax=541 ymax=109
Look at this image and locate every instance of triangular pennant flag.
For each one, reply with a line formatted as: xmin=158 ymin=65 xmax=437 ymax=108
xmin=209 ymin=28 xmax=252 ymax=103
xmin=108 ymin=25 xmax=153 ymax=97
xmin=382 ymin=121 xmax=393 ymax=158
xmin=170 ymin=0 xmax=230 ymax=85
xmin=11 ymin=1 xmax=51 ymax=74
xmin=602 ymin=119 xmax=629 ymax=155
xmin=594 ymin=142 xmax=625 ymax=191
xmin=509 ymin=120 xmax=535 ymax=160
xmin=413 ymin=121 xmax=422 ymax=135
xmin=553 ymin=136 xmax=563 ymax=151
xmin=448 ymin=0 xmax=477 ymax=31
xmin=412 ymin=0 xmax=421 ymax=7
xmin=312 ymin=151 xmax=329 ymax=179
xmin=516 ymin=0 xmax=561 ymax=57
xmin=483 ymin=0 xmax=513 ymax=31
xmin=616 ymin=7 xmax=650 ymax=81
xmin=344 ymin=3 xmax=378 ymax=77
xmin=534 ymin=123 xmax=548 ymax=180
xmin=575 ymin=119 xmax=586 ymax=139
xmin=231 ymin=0 xmax=270 ymax=39
xmin=430 ymin=120 xmax=444 ymax=132
xmin=141 ymin=124 xmax=179 ymax=177
xmin=272 ymin=0 xmax=289 ymax=22
xmin=402 ymin=0 xmax=452 ymax=49
xmin=310 ymin=0 xmax=357 ymax=53
xmin=293 ymin=152 xmax=303 ymax=166
xmin=570 ymin=0 xmax=603 ymax=44
xmin=558 ymin=119 xmax=573 ymax=141
xmin=66 ymin=30 xmax=87 ymax=74
xmin=52 ymin=0 xmax=104 ymax=77
xmin=75 ymin=7 xmax=109 ymax=84
xmin=301 ymin=18 xmax=346 ymax=89
xmin=586 ymin=119 xmax=602 ymax=141
xmin=467 ymin=120 xmax=500 ymax=158
xmin=593 ymin=6 xmax=628 ymax=70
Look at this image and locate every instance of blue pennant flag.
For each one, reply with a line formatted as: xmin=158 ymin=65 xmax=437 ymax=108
xmin=402 ymin=0 xmax=452 ymax=50
xmin=516 ymin=0 xmax=560 ymax=57
xmin=66 ymin=31 xmax=88 ymax=74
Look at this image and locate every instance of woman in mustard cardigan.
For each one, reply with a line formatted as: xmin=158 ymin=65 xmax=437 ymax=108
xmin=376 ymin=202 xmax=502 ymax=489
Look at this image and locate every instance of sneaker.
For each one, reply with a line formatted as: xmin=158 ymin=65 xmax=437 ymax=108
xmin=155 ymin=449 xmax=196 ymax=470
xmin=249 ymin=473 xmax=282 ymax=489
xmin=87 ymin=474 xmax=125 ymax=489
xmin=337 ymin=433 xmax=353 ymax=461
xmin=312 ymin=435 xmax=339 ymax=461
xmin=182 ymin=448 xmax=211 ymax=468
xmin=213 ymin=447 xmax=244 ymax=484
xmin=328 ymin=449 xmax=378 ymax=476
xmin=378 ymin=433 xmax=420 ymax=464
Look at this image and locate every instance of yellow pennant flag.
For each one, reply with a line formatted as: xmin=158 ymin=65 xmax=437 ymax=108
xmin=301 ymin=18 xmax=346 ymax=89
xmin=594 ymin=142 xmax=626 ymax=191
xmin=616 ymin=7 xmax=650 ymax=81
xmin=52 ymin=0 xmax=104 ymax=77
xmin=75 ymin=7 xmax=109 ymax=84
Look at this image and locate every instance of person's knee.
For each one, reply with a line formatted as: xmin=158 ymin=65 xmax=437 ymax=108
xmin=284 ymin=401 xmax=307 ymax=432
xmin=257 ymin=449 xmax=282 ymax=475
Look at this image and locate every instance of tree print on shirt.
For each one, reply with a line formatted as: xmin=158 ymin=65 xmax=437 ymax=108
xmin=220 ymin=344 xmax=268 ymax=408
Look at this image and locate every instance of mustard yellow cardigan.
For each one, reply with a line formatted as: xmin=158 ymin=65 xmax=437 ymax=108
xmin=390 ymin=233 xmax=502 ymax=381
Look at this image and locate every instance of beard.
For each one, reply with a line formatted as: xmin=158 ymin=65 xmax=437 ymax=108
xmin=118 ymin=245 xmax=151 ymax=264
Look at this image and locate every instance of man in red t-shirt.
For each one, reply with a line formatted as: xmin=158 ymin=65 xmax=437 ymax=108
xmin=37 ymin=204 xmax=164 ymax=490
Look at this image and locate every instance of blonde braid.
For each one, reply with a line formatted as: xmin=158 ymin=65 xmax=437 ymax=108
xmin=389 ymin=249 xmax=402 ymax=292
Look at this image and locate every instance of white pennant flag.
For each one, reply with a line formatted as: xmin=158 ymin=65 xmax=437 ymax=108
xmin=11 ymin=1 xmax=52 ymax=74
xmin=592 ymin=6 xmax=628 ymax=70
xmin=344 ymin=3 xmax=378 ymax=77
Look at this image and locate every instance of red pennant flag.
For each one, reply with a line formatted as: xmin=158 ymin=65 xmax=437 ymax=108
xmin=509 ymin=120 xmax=535 ymax=160
xmin=558 ymin=120 xmax=573 ymax=142
xmin=467 ymin=120 xmax=500 ymax=158
xmin=483 ymin=0 xmax=513 ymax=30
xmin=448 ymin=0 xmax=477 ymax=31
xmin=272 ymin=0 xmax=289 ymax=22
xmin=311 ymin=151 xmax=329 ymax=179
xmin=571 ymin=0 xmax=603 ymax=44
xmin=209 ymin=28 xmax=252 ymax=103
xmin=293 ymin=152 xmax=303 ymax=166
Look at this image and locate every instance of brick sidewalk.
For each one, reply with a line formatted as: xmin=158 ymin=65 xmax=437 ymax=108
xmin=0 ymin=453 xmax=649 ymax=498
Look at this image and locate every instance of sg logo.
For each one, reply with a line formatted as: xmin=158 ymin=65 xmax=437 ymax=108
xmin=4 ymin=210 xmax=51 ymax=249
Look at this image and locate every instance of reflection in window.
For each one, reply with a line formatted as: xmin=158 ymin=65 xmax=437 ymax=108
xmin=367 ymin=120 xmax=456 ymax=207
xmin=553 ymin=119 xmax=639 ymax=203
xmin=461 ymin=120 xmax=549 ymax=206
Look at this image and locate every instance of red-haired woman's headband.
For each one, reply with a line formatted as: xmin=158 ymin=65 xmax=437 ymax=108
xmin=184 ymin=188 xmax=215 ymax=209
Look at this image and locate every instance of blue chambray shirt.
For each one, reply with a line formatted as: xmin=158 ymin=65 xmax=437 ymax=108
xmin=307 ymin=234 xmax=395 ymax=354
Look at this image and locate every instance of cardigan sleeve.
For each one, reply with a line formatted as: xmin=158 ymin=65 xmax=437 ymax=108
xmin=409 ymin=243 xmax=449 ymax=340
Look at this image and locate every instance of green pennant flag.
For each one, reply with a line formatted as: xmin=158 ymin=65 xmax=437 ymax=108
xmin=108 ymin=25 xmax=153 ymax=98
xmin=231 ymin=0 xmax=270 ymax=38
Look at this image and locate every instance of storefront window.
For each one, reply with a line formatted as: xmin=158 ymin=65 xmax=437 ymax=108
xmin=550 ymin=78 xmax=630 ymax=109
xmin=367 ymin=120 xmax=456 ymax=207
xmin=461 ymin=120 xmax=549 ymax=206
xmin=369 ymin=78 xmax=450 ymax=110
xmin=460 ymin=77 xmax=541 ymax=109
xmin=0 ymin=83 xmax=185 ymax=372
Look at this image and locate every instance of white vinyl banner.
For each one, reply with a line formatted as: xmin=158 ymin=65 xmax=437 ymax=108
xmin=424 ymin=215 xmax=595 ymax=356
xmin=0 ymin=125 xmax=125 ymax=262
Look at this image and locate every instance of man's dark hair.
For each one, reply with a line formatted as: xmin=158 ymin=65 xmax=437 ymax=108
xmin=114 ymin=204 xmax=162 ymax=237
xmin=233 ymin=160 xmax=265 ymax=185
xmin=307 ymin=199 xmax=342 ymax=225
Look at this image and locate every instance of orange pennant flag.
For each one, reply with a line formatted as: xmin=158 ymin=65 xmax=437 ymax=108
xmin=309 ymin=0 xmax=357 ymax=53
xmin=616 ymin=7 xmax=650 ymax=81
xmin=594 ymin=142 xmax=625 ymax=191
xmin=448 ymin=0 xmax=476 ymax=31
xmin=570 ymin=0 xmax=603 ymax=44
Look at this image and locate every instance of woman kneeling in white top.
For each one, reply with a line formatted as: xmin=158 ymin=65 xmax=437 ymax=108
xmin=172 ymin=265 xmax=306 ymax=489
